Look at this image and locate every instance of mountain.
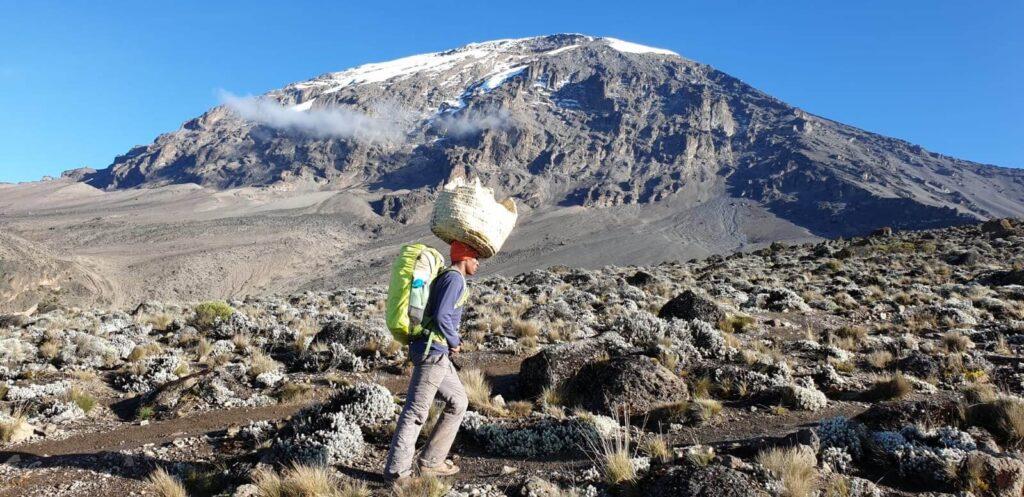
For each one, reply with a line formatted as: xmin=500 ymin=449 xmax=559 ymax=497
xmin=82 ymin=34 xmax=1024 ymax=237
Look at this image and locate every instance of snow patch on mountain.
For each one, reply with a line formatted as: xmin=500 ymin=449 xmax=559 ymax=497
xmin=602 ymin=37 xmax=677 ymax=56
xmin=481 ymin=65 xmax=527 ymax=92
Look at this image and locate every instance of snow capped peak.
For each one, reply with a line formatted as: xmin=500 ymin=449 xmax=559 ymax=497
xmin=600 ymin=37 xmax=678 ymax=56
xmin=283 ymin=34 xmax=679 ymax=98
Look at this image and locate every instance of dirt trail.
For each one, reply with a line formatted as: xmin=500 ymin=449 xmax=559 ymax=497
xmin=3 ymin=402 xmax=305 ymax=459
xmin=2 ymin=352 xmax=523 ymax=461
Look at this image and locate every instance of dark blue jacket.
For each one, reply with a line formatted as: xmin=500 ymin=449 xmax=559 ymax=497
xmin=409 ymin=270 xmax=465 ymax=358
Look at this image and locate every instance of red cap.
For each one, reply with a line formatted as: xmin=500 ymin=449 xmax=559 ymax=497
xmin=450 ymin=240 xmax=480 ymax=263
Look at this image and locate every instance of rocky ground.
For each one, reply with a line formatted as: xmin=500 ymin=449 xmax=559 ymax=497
xmin=2 ymin=218 xmax=1024 ymax=496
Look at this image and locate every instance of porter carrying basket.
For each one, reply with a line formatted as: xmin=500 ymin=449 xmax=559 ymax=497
xmin=430 ymin=177 xmax=517 ymax=258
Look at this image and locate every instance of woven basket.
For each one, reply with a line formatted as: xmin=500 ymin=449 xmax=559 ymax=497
xmin=431 ymin=177 xmax=518 ymax=258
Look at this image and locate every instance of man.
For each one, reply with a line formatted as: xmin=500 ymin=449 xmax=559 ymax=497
xmin=384 ymin=240 xmax=479 ymax=481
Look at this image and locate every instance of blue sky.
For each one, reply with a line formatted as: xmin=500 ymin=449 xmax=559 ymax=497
xmin=0 ymin=1 xmax=1020 ymax=183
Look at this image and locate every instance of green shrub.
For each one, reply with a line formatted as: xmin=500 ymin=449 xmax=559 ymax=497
xmin=68 ymin=387 xmax=97 ymax=413
xmin=193 ymin=301 xmax=234 ymax=329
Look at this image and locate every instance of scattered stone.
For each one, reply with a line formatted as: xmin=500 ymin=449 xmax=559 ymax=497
xmin=566 ymin=355 xmax=688 ymax=416
xmin=658 ymin=290 xmax=726 ymax=324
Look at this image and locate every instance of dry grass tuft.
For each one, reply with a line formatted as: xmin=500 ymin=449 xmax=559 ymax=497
xmin=943 ymin=332 xmax=974 ymax=353
xmin=142 ymin=312 xmax=175 ymax=331
xmin=128 ymin=342 xmax=163 ymax=363
xmin=0 ymin=409 xmax=28 ymax=443
xmin=338 ymin=481 xmax=371 ymax=497
xmin=963 ymin=383 xmax=999 ymax=404
xmin=540 ymin=385 xmax=564 ymax=408
xmin=280 ymin=463 xmax=339 ymax=497
xmin=756 ymin=446 xmax=818 ymax=497
xmin=252 ymin=463 xmax=362 ymax=497
xmin=276 ymin=382 xmax=313 ymax=403
xmin=67 ymin=387 xmax=97 ymax=413
xmin=968 ymin=396 xmax=1024 ymax=448
xmin=864 ymin=374 xmax=912 ymax=401
xmin=392 ymin=475 xmax=449 ymax=497
xmin=718 ymin=314 xmax=755 ymax=334
xmin=249 ymin=350 xmax=281 ymax=377
xmin=642 ymin=433 xmax=673 ymax=464
xmin=196 ymin=338 xmax=213 ymax=361
xmin=38 ymin=339 xmax=60 ymax=360
xmin=147 ymin=467 xmax=188 ymax=497
xmin=459 ymin=368 xmax=504 ymax=416
xmin=251 ymin=466 xmax=283 ymax=497
xmin=865 ymin=350 xmax=893 ymax=370
xmin=511 ymin=319 xmax=541 ymax=338
xmin=587 ymin=409 xmax=636 ymax=486
xmin=506 ymin=400 xmax=534 ymax=418
xmin=689 ymin=398 xmax=723 ymax=423
xmin=233 ymin=333 xmax=252 ymax=351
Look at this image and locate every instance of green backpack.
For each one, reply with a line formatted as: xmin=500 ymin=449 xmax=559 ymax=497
xmin=386 ymin=243 xmax=446 ymax=345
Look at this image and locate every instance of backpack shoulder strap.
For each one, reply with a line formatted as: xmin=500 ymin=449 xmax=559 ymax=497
xmin=437 ymin=269 xmax=469 ymax=308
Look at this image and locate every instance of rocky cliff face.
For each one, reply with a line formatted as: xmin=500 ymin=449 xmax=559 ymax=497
xmin=84 ymin=34 xmax=1024 ymax=237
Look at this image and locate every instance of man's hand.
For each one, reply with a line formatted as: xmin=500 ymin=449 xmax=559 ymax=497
xmin=449 ymin=345 xmax=461 ymax=355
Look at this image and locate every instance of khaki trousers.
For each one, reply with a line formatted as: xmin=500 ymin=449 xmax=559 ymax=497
xmin=384 ymin=352 xmax=468 ymax=478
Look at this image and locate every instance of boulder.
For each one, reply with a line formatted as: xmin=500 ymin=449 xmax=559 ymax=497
xmin=853 ymin=399 xmax=964 ymax=431
xmin=566 ymin=355 xmax=688 ymax=416
xmin=658 ymin=290 xmax=725 ymax=324
xmin=723 ymin=428 xmax=820 ymax=459
xmin=643 ymin=462 xmax=769 ymax=497
xmin=518 ymin=334 xmax=623 ymax=398
xmin=313 ymin=318 xmax=390 ymax=353
xmin=776 ymin=384 xmax=828 ymax=411
xmin=896 ymin=351 xmax=942 ymax=379
xmin=982 ymin=219 xmax=1020 ymax=239
xmin=985 ymin=269 xmax=1024 ymax=287
xmin=625 ymin=270 xmax=656 ymax=287
xmin=948 ymin=250 xmax=981 ymax=266
xmin=958 ymin=451 xmax=1024 ymax=497
xmin=521 ymin=476 xmax=567 ymax=497
xmin=869 ymin=226 xmax=894 ymax=238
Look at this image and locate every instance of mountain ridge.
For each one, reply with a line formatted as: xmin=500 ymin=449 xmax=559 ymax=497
xmin=81 ymin=33 xmax=1024 ymax=239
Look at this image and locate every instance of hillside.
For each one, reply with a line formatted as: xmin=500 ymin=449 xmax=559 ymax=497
xmin=1 ymin=219 xmax=1023 ymax=495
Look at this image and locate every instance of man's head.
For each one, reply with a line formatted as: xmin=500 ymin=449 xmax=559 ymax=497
xmin=450 ymin=240 xmax=480 ymax=276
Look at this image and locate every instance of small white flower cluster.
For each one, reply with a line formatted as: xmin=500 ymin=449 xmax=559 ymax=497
xmin=113 ymin=354 xmax=186 ymax=392
xmin=279 ymin=411 xmax=365 ymax=466
xmin=613 ymin=309 xmax=664 ymax=348
xmin=816 ymin=416 xmax=867 ymax=459
xmin=238 ymin=420 xmax=275 ymax=447
xmin=461 ymin=413 xmax=606 ymax=458
xmin=779 ymin=379 xmax=828 ymax=411
xmin=868 ymin=425 xmax=977 ymax=485
xmin=331 ymin=382 xmax=396 ymax=429
xmin=37 ymin=400 xmax=86 ymax=424
xmin=690 ymin=320 xmax=733 ymax=360
xmin=820 ymin=446 xmax=853 ymax=473
xmin=747 ymin=287 xmax=811 ymax=312
xmin=275 ymin=382 xmax=396 ymax=465
xmin=5 ymin=380 xmax=70 ymax=401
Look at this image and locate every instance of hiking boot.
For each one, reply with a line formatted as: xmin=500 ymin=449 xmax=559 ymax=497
xmin=418 ymin=459 xmax=460 ymax=477
xmin=384 ymin=473 xmax=411 ymax=489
